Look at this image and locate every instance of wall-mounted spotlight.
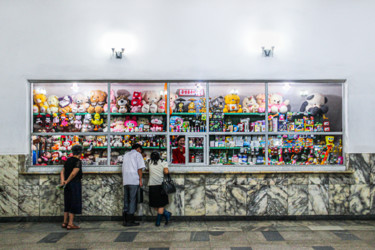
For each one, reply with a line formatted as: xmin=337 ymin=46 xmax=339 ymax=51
xmin=112 ymin=48 xmax=125 ymax=59
xmin=262 ymin=46 xmax=274 ymax=57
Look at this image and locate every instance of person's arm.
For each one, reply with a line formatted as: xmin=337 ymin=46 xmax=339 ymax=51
xmin=65 ymin=168 xmax=80 ymax=184
xmin=138 ymin=168 xmax=143 ymax=187
xmin=137 ymin=153 xmax=146 ymax=186
xmin=163 ymin=161 xmax=169 ymax=175
xmin=60 ymin=168 xmax=65 ymax=185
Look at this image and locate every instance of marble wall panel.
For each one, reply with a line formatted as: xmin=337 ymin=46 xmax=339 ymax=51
xmin=267 ymin=185 xmax=288 ymax=215
xmin=349 ymin=184 xmax=370 ymax=215
xmin=247 ymin=185 xmax=267 ymax=216
xmin=167 ymin=175 xmax=184 ymax=216
xmin=82 ymin=184 xmax=103 ymax=215
xmin=40 ymin=175 xmax=60 ymax=186
xmin=184 ymin=175 xmax=205 ymax=216
xmin=39 ymin=185 xmax=63 ymax=216
xmin=288 ymin=185 xmax=308 ymax=216
xmin=205 ymin=174 xmax=227 ymax=185
xmin=309 ymin=174 xmax=329 ymax=185
xmin=18 ymin=185 xmax=40 ymax=216
xmin=248 ymin=174 xmax=268 ymax=185
xmin=329 ymin=185 xmax=350 ymax=215
xmin=329 ymin=174 xmax=354 ymax=185
xmin=349 ymin=154 xmax=371 ymax=184
xmin=226 ymin=174 xmax=249 ymax=186
xmin=19 ymin=175 xmax=40 ymax=186
xmin=226 ymin=185 xmax=248 ymax=216
xmin=308 ymin=184 xmax=329 ymax=215
xmin=0 ymin=185 xmax=18 ymax=216
xmin=205 ymin=185 xmax=226 ymax=215
xmin=370 ymin=185 xmax=375 ymax=214
xmin=101 ymin=183 xmax=123 ymax=216
xmin=81 ymin=174 xmax=103 ymax=186
xmin=266 ymin=174 xmax=288 ymax=186
xmin=287 ymin=174 xmax=309 ymax=185
xmin=0 ymin=155 xmax=19 ymax=186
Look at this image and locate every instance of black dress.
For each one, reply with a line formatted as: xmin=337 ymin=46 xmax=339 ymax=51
xmin=149 ymin=185 xmax=169 ymax=208
xmin=63 ymin=157 xmax=82 ymax=214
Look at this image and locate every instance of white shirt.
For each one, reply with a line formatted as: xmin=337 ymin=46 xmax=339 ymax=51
xmin=148 ymin=160 xmax=168 ymax=186
xmin=122 ymin=150 xmax=146 ymax=185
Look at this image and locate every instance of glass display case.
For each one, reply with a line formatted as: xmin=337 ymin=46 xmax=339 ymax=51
xmin=29 ymin=80 xmax=345 ymax=172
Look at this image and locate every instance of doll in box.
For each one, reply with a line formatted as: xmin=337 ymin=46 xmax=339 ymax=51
xmin=174 ymin=98 xmax=186 ymax=113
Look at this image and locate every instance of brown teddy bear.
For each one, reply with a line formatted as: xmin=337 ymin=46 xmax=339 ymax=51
xmin=87 ymin=90 xmax=107 ymax=114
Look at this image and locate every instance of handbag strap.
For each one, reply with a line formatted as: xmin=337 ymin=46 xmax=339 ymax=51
xmin=164 ymin=173 xmax=171 ymax=181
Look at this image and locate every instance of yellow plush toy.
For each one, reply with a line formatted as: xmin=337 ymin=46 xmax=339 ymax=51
xmin=47 ymin=95 xmax=59 ymax=114
xmin=34 ymin=93 xmax=49 ymax=113
xmin=223 ymin=93 xmax=243 ymax=113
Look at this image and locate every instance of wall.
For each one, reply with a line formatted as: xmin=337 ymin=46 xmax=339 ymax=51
xmin=1 ymin=154 xmax=374 ymax=218
xmin=0 ymin=0 xmax=375 ymax=154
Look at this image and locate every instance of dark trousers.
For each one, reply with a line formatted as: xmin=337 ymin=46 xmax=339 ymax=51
xmin=123 ymin=185 xmax=139 ymax=215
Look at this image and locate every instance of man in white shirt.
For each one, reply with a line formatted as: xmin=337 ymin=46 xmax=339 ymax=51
xmin=122 ymin=144 xmax=145 ymax=226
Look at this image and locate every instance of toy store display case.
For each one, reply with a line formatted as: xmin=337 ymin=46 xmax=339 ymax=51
xmin=28 ymin=80 xmax=346 ymax=174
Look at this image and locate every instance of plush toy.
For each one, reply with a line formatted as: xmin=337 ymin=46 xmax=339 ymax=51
xmin=52 ymin=113 xmax=60 ymax=128
xmin=112 ymin=135 xmax=123 ymax=147
xmin=58 ymin=96 xmax=73 ymax=114
xmin=91 ymin=113 xmax=103 ymax=131
xmin=187 ymin=99 xmax=196 ymax=113
xmin=130 ymin=91 xmax=143 ymax=112
xmin=197 ymin=98 xmax=207 ymax=113
xmin=68 ymin=113 xmax=75 ymax=126
xmin=137 ymin=117 xmax=150 ymax=132
xmin=169 ymin=93 xmax=178 ymax=114
xmin=124 ymin=116 xmax=137 ymax=132
xmin=112 ymin=119 xmax=126 ymax=132
xmin=300 ymin=93 xmax=329 ymax=116
xmin=82 ymin=114 xmax=92 ymax=132
xmin=117 ymin=95 xmax=130 ymax=113
xmin=74 ymin=115 xmax=82 ymax=130
xmin=34 ymin=93 xmax=49 ymax=113
xmin=242 ymin=96 xmax=259 ymax=113
xmin=47 ymin=95 xmax=59 ymax=114
xmin=51 ymin=151 xmax=61 ymax=164
xmin=174 ymin=98 xmax=186 ymax=113
xmin=256 ymin=93 xmax=270 ymax=113
xmin=142 ymin=91 xmax=161 ymax=113
xmin=71 ymin=93 xmax=89 ymax=113
xmin=150 ymin=115 xmax=163 ymax=132
xmin=157 ymin=98 xmax=166 ymax=113
xmin=223 ymin=93 xmax=243 ymax=113
xmin=87 ymin=90 xmax=107 ymax=114
xmin=103 ymin=90 xmax=116 ymax=113
xmin=269 ymin=93 xmax=290 ymax=113
xmin=34 ymin=114 xmax=44 ymax=132
xmin=96 ymin=136 xmax=106 ymax=147
xmin=210 ymin=96 xmax=225 ymax=112
xmin=44 ymin=114 xmax=52 ymax=131
xmin=60 ymin=114 xmax=69 ymax=128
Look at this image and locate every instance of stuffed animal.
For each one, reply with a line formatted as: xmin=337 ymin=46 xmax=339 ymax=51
xmin=124 ymin=116 xmax=137 ymax=132
xmin=174 ymin=98 xmax=186 ymax=113
xmin=157 ymin=98 xmax=166 ymax=113
xmin=58 ymin=96 xmax=73 ymax=114
xmin=34 ymin=114 xmax=44 ymax=132
xmin=91 ymin=113 xmax=104 ymax=131
xmin=210 ymin=96 xmax=225 ymax=112
xmin=87 ymin=90 xmax=107 ymax=114
xmin=223 ymin=93 xmax=243 ymax=113
xmin=60 ymin=114 xmax=69 ymax=128
xmin=112 ymin=119 xmax=126 ymax=132
xmin=44 ymin=114 xmax=52 ymax=131
xmin=34 ymin=93 xmax=49 ymax=113
xmin=103 ymin=90 xmax=116 ymax=113
xmin=71 ymin=93 xmax=89 ymax=113
xmin=117 ymin=96 xmax=130 ymax=113
xmin=82 ymin=114 xmax=92 ymax=132
xmin=300 ymin=93 xmax=329 ymax=116
xmin=169 ymin=93 xmax=178 ymax=114
xmin=74 ymin=115 xmax=82 ymax=130
xmin=137 ymin=117 xmax=150 ymax=132
xmin=51 ymin=151 xmax=61 ymax=164
xmin=96 ymin=136 xmax=106 ymax=147
xmin=47 ymin=95 xmax=59 ymax=114
xmin=142 ymin=91 xmax=161 ymax=113
xmin=187 ymin=99 xmax=196 ymax=113
xmin=150 ymin=115 xmax=163 ymax=132
xmin=242 ymin=96 xmax=259 ymax=113
xmin=256 ymin=93 xmax=270 ymax=113
xmin=112 ymin=135 xmax=123 ymax=147
xmin=130 ymin=91 xmax=143 ymax=112
xmin=269 ymin=93 xmax=290 ymax=113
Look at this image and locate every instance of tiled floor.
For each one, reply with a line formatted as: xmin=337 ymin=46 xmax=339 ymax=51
xmin=0 ymin=220 xmax=374 ymax=249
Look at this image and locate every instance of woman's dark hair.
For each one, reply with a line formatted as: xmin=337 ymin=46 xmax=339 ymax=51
xmin=176 ymin=136 xmax=185 ymax=142
xmin=150 ymin=151 xmax=160 ymax=165
xmin=72 ymin=145 xmax=83 ymax=156
xmin=132 ymin=144 xmax=143 ymax=151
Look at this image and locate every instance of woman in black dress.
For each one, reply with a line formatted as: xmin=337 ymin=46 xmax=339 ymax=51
xmin=60 ymin=145 xmax=83 ymax=230
xmin=148 ymin=151 xmax=172 ymax=226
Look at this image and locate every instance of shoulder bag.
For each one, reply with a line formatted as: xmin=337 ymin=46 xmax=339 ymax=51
xmin=161 ymin=174 xmax=176 ymax=195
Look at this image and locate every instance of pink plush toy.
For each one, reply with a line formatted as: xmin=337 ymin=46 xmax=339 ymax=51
xmin=269 ymin=93 xmax=290 ymax=113
xmin=104 ymin=89 xmax=118 ymax=113
xmin=150 ymin=115 xmax=163 ymax=132
xmin=124 ymin=116 xmax=137 ymax=132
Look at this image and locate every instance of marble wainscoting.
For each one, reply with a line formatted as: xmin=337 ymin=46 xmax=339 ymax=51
xmin=0 ymin=153 xmax=374 ymax=218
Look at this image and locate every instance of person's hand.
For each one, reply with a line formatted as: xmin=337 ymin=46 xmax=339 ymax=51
xmin=60 ymin=180 xmax=65 ymax=186
xmin=139 ymin=179 xmax=143 ymax=187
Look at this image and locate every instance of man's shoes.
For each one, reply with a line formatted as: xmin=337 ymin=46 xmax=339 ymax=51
xmin=163 ymin=210 xmax=172 ymax=225
xmin=155 ymin=214 xmax=163 ymax=227
xmin=122 ymin=212 xmax=127 ymax=226
xmin=125 ymin=214 xmax=140 ymax=227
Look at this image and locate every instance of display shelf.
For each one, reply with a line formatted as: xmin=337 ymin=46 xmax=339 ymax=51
xmin=209 ymin=147 xmax=264 ymax=150
xmin=111 ymin=146 xmax=166 ymax=149
xmin=223 ymin=113 xmax=265 ymax=116
xmin=33 ymin=113 xmax=108 ymax=116
xmin=111 ymin=113 xmax=166 ymax=116
xmin=171 ymin=113 xmax=205 ymax=116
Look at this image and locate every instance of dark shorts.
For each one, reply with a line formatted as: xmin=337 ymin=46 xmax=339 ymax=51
xmin=64 ymin=181 xmax=82 ymax=214
xmin=149 ymin=185 xmax=169 ymax=208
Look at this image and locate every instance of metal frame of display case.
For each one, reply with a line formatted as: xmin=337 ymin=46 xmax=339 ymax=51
xmin=27 ymin=80 xmax=347 ymax=173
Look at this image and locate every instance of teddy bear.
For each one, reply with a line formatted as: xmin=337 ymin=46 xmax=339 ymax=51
xmin=87 ymin=90 xmax=107 ymax=114
xmin=34 ymin=93 xmax=49 ymax=113
xmin=71 ymin=93 xmax=89 ymax=113
xmin=150 ymin=115 xmax=163 ymax=132
xmin=116 ymin=90 xmax=131 ymax=113
xmin=124 ymin=116 xmax=138 ymax=132
xmin=269 ymin=93 xmax=290 ymax=113
xmin=256 ymin=93 xmax=270 ymax=113
xmin=157 ymin=98 xmax=166 ymax=113
xmin=58 ymin=95 xmax=73 ymax=114
xmin=242 ymin=96 xmax=259 ymax=113
xmin=142 ymin=91 xmax=161 ymax=113
xmin=300 ymin=93 xmax=329 ymax=116
xmin=223 ymin=93 xmax=243 ymax=113
xmin=112 ymin=135 xmax=123 ymax=147
xmin=81 ymin=114 xmax=93 ymax=132
xmin=47 ymin=95 xmax=59 ymax=114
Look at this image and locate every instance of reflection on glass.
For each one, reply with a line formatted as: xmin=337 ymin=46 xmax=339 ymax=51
xmin=32 ymin=135 xmax=108 ymax=166
xmin=209 ymin=135 xmax=266 ymax=165
xmin=268 ymin=134 xmax=343 ymax=165
xmin=188 ymin=137 xmax=204 ymax=163
xmin=171 ymin=135 xmax=186 ymax=164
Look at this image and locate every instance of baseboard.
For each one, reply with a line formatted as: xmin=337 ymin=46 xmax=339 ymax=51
xmin=1 ymin=215 xmax=375 ymax=223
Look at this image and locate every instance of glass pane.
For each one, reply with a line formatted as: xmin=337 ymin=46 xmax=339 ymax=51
xmin=188 ymin=137 xmax=205 ymax=164
xmin=110 ymin=82 xmax=167 ymax=132
xmin=169 ymin=82 xmax=207 ymax=133
xmin=170 ymin=135 xmax=186 ymax=164
xmin=208 ymin=82 xmax=266 ymax=132
xmin=109 ymin=135 xmax=166 ymax=165
xmin=268 ymin=82 xmax=342 ymax=132
xmin=31 ymin=135 xmax=108 ymax=166
xmin=32 ymin=82 xmax=108 ymax=133
xmin=268 ymin=134 xmax=343 ymax=165
xmin=209 ymin=135 xmax=266 ymax=165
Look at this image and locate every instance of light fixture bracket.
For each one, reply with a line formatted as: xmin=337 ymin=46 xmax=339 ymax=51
xmin=112 ymin=48 xmax=125 ymax=59
xmin=262 ymin=46 xmax=274 ymax=57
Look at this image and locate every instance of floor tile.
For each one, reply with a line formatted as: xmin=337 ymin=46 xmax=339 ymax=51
xmin=231 ymin=247 xmax=252 ymax=250
xmin=149 ymin=248 xmax=169 ymax=250
xmin=114 ymin=232 xmax=138 ymax=242
xmin=37 ymin=232 xmax=68 ymax=243
xmin=59 ymin=232 xmax=119 ymax=243
xmin=261 ymin=231 xmax=284 ymax=241
xmin=331 ymin=231 xmax=360 ymax=240
xmin=312 ymin=247 xmax=335 ymax=250
xmin=308 ymin=225 xmax=344 ymax=231
xmin=190 ymin=231 xmax=210 ymax=241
